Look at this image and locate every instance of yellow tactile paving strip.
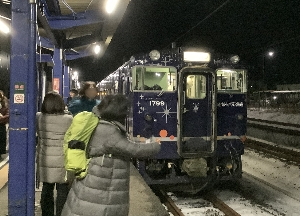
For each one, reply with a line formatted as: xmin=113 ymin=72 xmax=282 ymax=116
xmin=0 ymin=163 xmax=8 ymax=190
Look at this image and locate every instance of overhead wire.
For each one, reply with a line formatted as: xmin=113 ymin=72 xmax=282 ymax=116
xmin=164 ymin=0 xmax=231 ymax=49
xmin=62 ymin=0 xmax=76 ymax=16
xmin=84 ymin=0 xmax=95 ymax=13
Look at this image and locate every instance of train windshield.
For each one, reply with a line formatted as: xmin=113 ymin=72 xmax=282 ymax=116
xmin=216 ymin=69 xmax=247 ymax=93
xmin=132 ymin=66 xmax=177 ymax=91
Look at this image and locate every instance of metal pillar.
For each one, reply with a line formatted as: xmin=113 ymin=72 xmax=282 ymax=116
xmin=63 ymin=65 xmax=70 ymax=103
xmin=9 ymin=0 xmax=37 ymax=215
xmin=53 ymin=48 xmax=63 ymax=95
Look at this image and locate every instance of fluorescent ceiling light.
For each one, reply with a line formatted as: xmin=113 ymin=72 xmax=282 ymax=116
xmin=106 ymin=0 xmax=119 ymax=14
xmin=0 ymin=15 xmax=11 ymax=21
xmin=0 ymin=20 xmax=10 ymax=34
xmin=2 ymin=0 xmax=10 ymax=5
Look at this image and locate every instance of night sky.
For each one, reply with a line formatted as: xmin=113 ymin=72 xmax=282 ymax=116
xmin=70 ymin=0 xmax=300 ymax=89
xmin=1 ymin=0 xmax=300 ymax=91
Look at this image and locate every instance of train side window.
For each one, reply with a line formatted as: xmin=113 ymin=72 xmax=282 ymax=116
xmin=216 ymin=69 xmax=247 ymax=93
xmin=186 ymin=75 xmax=206 ymax=99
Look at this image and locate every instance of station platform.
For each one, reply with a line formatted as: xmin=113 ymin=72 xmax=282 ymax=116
xmin=0 ymin=159 xmax=169 ymax=216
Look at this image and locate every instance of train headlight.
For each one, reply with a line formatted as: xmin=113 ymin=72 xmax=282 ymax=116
xmin=149 ymin=50 xmax=160 ymax=61
xmin=183 ymin=51 xmax=210 ymax=62
xmin=144 ymin=113 xmax=153 ymax=121
xmin=230 ymin=55 xmax=240 ymax=64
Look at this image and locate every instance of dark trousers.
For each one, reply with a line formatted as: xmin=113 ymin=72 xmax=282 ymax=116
xmin=0 ymin=124 xmax=6 ymax=155
xmin=41 ymin=182 xmax=69 ymax=216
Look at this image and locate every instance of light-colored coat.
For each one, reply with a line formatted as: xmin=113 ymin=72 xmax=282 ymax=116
xmin=36 ymin=113 xmax=73 ymax=183
xmin=62 ymin=120 xmax=161 ymax=216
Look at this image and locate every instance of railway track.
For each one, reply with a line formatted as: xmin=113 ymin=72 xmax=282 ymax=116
xmin=154 ymin=189 xmax=184 ymax=216
xmin=203 ymin=193 xmax=241 ymax=216
xmin=247 ymin=117 xmax=300 ymax=129
xmin=242 ymin=171 xmax=300 ymax=203
xmin=246 ymin=117 xmax=300 ymax=164
xmin=245 ymin=138 xmax=300 ymax=164
xmin=155 ymin=188 xmax=241 ymax=216
xmin=247 ymin=117 xmax=300 ymax=135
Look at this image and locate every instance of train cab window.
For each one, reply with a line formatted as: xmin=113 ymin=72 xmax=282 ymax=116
xmin=131 ymin=66 xmax=177 ymax=91
xmin=186 ymin=75 xmax=206 ymax=99
xmin=216 ymin=69 xmax=247 ymax=93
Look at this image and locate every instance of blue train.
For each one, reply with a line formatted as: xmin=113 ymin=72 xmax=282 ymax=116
xmin=98 ymin=47 xmax=247 ymax=190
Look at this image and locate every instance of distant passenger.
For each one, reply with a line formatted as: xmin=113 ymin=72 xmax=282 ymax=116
xmin=66 ymin=88 xmax=79 ymax=106
xmin=0 ymin=90 xmax=9 ymax=159
xmin=36 ymin=92 xmax=73 ymax=216
xmin=68 ymin=81 xmax=100 ymax=116
xmin=62 ymin=95 xmax=161 ymax=216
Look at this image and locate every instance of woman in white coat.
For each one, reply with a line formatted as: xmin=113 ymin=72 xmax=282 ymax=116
xmin=36 ymin=92 xmax=73 ymax=216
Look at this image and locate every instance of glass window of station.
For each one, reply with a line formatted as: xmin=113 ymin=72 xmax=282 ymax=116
xmin=131 ymin=66 xmax=177 ymax=91
xmin=186 ymin=75 xmax=206 ymax=99
xmin=216 ymin=69 xmax=247 ymax=93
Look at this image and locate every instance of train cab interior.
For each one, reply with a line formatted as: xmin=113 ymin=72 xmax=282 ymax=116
xmin=132 ymin=66 xmax=177 ymax=91
xmin=186 ymin=75 xmax=206 ymax=99
xmin=216 ymin=69 xmax=247 ymax=93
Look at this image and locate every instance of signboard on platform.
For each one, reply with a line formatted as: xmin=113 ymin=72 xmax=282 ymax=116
xmin=53 ymin=78 xmax=60 ymax=93
xmin=14 ymin=82 xmax=25 ymax=104
xmin=14 ymin=94 xmax=25 ymax=103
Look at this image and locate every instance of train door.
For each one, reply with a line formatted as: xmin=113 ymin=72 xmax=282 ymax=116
xmin=178 ymin=67 xmax=216 ymax=158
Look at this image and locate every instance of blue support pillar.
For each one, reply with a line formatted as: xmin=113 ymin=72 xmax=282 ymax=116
xmin=53 ymin=48 xmax=63 ymax=95
xmin=27 ymin=2 xmax=37 ymax=215
xmin=63 ymin=65 xmax=70 ymax=103
xmin=9 ymin=0 xmax=37 ymax=215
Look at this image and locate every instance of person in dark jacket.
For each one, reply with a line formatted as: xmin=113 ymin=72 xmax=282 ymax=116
xmin=0 ymin=91 xmax=9 ymax=158
xmin=36 ymin=92 xmax=73 ymax=216
xmin=68 ymin=82 xmax=100 ymax=116
xmin=66 ymin=88 xmax=79 ymax=107
xmin=62 ymin=95 xmax=161 ymax=216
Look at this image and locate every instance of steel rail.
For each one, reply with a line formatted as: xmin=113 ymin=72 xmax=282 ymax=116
xmin=155 ymin=189 xmax=185 ymax=216
xmin=245 ymin=139 xmax=300 ymax=164
xmin=247 ymin=120 xmax=300 ymax=136
xmin=247 ymin=117 xmax=300 ymax=129
xmin=204 ymin=193 xmax=241 ymax=216
xmin=243 ymin=171 xmax=300 ymax=203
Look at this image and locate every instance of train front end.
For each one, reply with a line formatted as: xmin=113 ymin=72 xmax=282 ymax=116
xmin=130 ymin=49 xmax=217 ymax=191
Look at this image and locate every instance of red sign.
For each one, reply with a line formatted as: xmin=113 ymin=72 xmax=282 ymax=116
xmin=53 ymin=78 xmax=60 ymax=93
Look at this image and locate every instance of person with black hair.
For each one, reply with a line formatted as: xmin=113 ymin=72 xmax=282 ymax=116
xmin=36 ymin=92 xmax=73 ymax=216
xmin=62 ymin=95 xmax=161 ymax=216
xmin=68 ymin=81 xmax=100 ymax=116
xmin=66 ymin=89 xmax=79 ymax=106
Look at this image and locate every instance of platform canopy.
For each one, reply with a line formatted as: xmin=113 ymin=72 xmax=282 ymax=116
xmin=37 ymin=0 xmax=130 ymax=60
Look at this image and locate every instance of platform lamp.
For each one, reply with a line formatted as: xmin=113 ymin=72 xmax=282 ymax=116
xmin=262 ymin=51 xmax=274 ymax=90
xmin=94 ymin=44 xmax=101 ymax=55
xmin=259 ymin=51 xmax=274 ymax=107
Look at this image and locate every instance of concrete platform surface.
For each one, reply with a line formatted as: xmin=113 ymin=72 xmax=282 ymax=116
xmin=0 ymin=162 xmax=169 ymax=216
xmin=129 ymin=163 xmax=169 ymax=216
